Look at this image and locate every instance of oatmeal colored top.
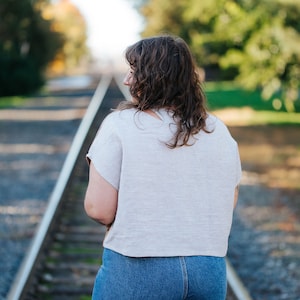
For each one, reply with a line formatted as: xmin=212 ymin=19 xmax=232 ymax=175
xmin=87 ymin=108 xmax=242 ymax=257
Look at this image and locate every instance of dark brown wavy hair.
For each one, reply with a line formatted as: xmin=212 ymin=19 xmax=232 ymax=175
xmin=119 ymin=34 xmax=209 ymax=148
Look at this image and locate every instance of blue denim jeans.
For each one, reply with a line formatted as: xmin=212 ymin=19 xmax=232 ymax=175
xmin=92 ymin=248 xmax=227 ymax=300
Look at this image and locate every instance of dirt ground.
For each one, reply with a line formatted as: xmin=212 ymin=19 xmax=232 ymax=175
xmin=230 ymin=125 xmax=300 ymax=190
xmin=227 ymin=124 xmax=300 ymax=300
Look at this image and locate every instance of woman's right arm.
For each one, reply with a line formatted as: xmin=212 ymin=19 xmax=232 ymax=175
xmin=84 ymin=162 xmax=118 ymax=226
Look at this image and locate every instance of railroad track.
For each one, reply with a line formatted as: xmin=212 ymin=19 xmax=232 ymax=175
xmin=7 ymin=74 xmax=252 ymax=300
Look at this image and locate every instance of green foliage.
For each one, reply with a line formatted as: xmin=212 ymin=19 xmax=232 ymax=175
xmin=139 ymin=0 xmax=300 ymax=112
xmin=0 ymin=0 xmax=63 ymax=96
xmin=141 ymin=0 xmax=230 ymax=66
xmin=218 ymin=1 xmax=300 ymax=112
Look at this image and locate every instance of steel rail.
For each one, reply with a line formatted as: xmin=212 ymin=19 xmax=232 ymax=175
xmin=226 ymin=259 xmax=253 ymax=300
xmin=7 ymin=73 xmax=112 ymax=300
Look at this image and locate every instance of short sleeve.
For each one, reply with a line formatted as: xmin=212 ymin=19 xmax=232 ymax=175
xmin=86 ymin=114 xmax=122 ymax=190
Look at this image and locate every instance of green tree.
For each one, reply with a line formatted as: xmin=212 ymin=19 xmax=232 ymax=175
xmin=139 ymin=0 xmax=300 ymax=111
xmin=0 ymin=0 xmax=63 ymax=96
xmin=219 ymin=1 xmax=300 ymax=112
xmin=141 ymin=0 xmax=228 ymax=67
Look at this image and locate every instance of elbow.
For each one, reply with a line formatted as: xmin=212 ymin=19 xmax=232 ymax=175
xmin=84 ymin=198 xmax=115 ymax=226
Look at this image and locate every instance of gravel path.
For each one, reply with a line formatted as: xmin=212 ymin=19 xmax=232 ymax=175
xmin=0 ymin=80 xmax=93 ymax=299
xmin=228 ymin=126 xmax=300 ymax=300
xmin=229 ymin=183 xmax=300 ymax=300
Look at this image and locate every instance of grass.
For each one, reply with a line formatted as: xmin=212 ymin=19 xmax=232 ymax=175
xmin=0 ymin=95 xmax=28 ymax=108
xmin=80 ymin=296 xmax=92 ymax=300
xmin=213 ymin=107 xmax=300 ymax=126
xmin=1 ymin=81 xmax=299 ymax=126
xmin=243 ymin=110 xmax=300 ymax=125
xmin=204 ymin=81 xmax=300 ymax=126
xmin=205 ymin=82 xmax=277 ymax=111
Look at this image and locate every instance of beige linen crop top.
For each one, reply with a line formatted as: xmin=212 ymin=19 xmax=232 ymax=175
xmin=87 ymin=108 xmax=242 ymax=257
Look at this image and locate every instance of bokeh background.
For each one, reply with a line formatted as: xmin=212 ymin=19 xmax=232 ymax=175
xmin=1 ymin=1 xmax=300 ymax=299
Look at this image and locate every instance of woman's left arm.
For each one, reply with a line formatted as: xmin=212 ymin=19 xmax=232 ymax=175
xmin=233 ymin=185 xmax=239 ymax=209
xmin=84 ymin=162 xmax=118 ymax=226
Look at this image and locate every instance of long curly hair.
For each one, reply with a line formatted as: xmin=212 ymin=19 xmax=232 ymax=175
xmin=119 ymin=35 xmax=209 ymax=148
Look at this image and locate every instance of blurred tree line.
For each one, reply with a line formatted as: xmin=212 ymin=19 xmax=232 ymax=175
xmin=132 ymin=0 xmax=300 ymax=112
xmin=44 ymin=0 xmax=89 ymax=76
xmin=0 ymin=0 xmax=88 ymax=96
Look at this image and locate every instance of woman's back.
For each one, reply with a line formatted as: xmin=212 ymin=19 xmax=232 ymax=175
xmin=88 ymin=108 xmax=241 ymax=257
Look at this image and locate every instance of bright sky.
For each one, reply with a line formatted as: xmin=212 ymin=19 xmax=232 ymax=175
xmin=70 ymin=0 xmax=143 ymax=69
